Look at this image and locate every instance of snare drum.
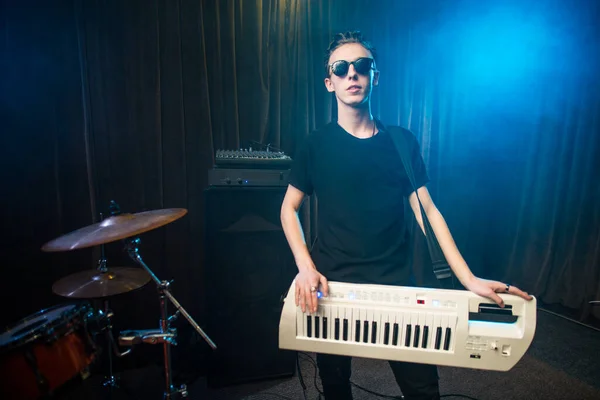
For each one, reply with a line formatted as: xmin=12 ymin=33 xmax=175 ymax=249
xmin=0 ymin=303 xmax=97 ymax=400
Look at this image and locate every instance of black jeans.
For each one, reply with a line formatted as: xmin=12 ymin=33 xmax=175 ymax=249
xmin=316 ymin=353 xmax=440 ymax=400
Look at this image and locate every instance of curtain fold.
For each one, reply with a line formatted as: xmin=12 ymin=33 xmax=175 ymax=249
xmin=1 ymin=0 xmax=599 ymax=333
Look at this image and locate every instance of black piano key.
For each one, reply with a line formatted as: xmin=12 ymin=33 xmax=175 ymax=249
xmin=444 ymin=327 xmax=451 ymax=350
xmin=323 ymin=317 xmax=328 ymax=339
xmin=405 ymin=324 xmax=412 ymax=347
xmin=307 ymin=316 xmax=312 ymax=338
xmin=371 ymin=322 xmax=378 ymax=344
xmin=413 ymin=325 xmax=421 ymax=348
xmin=392 ymin=323 xmax=399 ymax=346
xmin=315 ymin=317 xmax=320 ymax=338
xmin=422 ymin=326 xmax=429 ymax=348
xmin=335 ymin=318 xmax=340 ymax=340
xmin=343 ymin=319 xmax=349 ymax=341
xmin=363 ymin=321 xmax=369 ymax=343
xmin=384 ymin=323 xmax=390 ymax=345
xmin=435 ymin=327 xmax=442 ymax=350
xmin=355 ymin=320 xmax=361 ymax=342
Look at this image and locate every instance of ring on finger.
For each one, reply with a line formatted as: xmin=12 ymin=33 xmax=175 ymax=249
xmin=505 ymin=284 xmax=510 ymax=292
xmin=310 ymin=286 xmax=317 ymax=293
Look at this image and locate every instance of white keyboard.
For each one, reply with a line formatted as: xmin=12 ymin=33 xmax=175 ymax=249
xmin=279 ymin=280 xmax=536 ymax=371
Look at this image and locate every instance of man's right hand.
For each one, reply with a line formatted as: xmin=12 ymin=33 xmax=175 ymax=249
xmin=295 ymin=268 xmax=329 ymax=314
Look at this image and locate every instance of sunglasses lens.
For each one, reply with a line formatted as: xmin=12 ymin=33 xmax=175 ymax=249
xmin=330 ymin=58 xmax=373 ymax=76
xmin=332 ymin=61 xmax=349 ymax=76
xmin=354 ymin=58 xmax=373 ymax=74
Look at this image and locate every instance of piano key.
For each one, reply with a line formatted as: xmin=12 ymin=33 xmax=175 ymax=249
xmin=343 ymin=319 xmax=349 ymax=341
xmin=435 ymin=327 xmax=442 ymax=350
xmin=350 ymin=308 xmax=359 ymax=341
xmin=371 ymin=322 xmax=378 ymax=344
xmin=323 ymin=317 xmax=328 ymax=339
xmin=413 ymin=325 xmax=421 ymax=348
xmin=297 ymin=304 xmax=304 ymax=337
xmin=384 ymin=322 xmax=390 ymax=345
xmin=363 ymin=321 xmax=369 ymax=343
xmin=315 ymin=316 xmax=320 ymax=338
xmin=335 ymin=318 xmax=340 ymax=340
xmin=405 ymin=324 xmax=412 ymax=347
xmin=447 ymin=315 xmax=458 ymax=350
xmin=392 ymin=323 xmax=399 ymax=346
xmin=307 ymin=315 xmax=312 ymax=338
xmin=374 ymin=311 xmax=384 ymax=345
xmin=425 ymin=314 xmax=435 ymax=349
xmin=439 ymin=314 xmax=449 ymax=350
xmin=444 ymin=327 xmax=451 ymax=350
xmin=355 ymin=320 xmax=361 ymax=342
xmin=422 ymin=326 xmax=429 ymax=348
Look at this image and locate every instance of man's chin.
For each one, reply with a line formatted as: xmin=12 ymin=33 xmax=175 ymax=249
xmin=340 ymin=96 xmax=368 ymax=107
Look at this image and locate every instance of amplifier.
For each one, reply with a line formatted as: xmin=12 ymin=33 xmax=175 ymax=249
xmin=215 ymin=149 xmax=292 ymax=169
xmin=208 ymin=168 xmax=290 ymax=187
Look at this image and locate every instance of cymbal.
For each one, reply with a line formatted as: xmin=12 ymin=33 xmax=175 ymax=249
xmin=41 ymin=208 xmax=187 ymax=252
xmin=52 ymin=267 xmax=152 ymax=298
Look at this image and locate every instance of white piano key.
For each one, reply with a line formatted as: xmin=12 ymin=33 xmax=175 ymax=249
xmin=297 ymin=305 xmax=305 ymax=337
xmin=352 ymin=307 xmax=360 ymax=343
xmin=367 ymin=309 xmax=373 ymax=344
xmin=393 ymin=312 xmax=403 ymax=347
xmin=373 ymin=310 xmax=382 ymax=344
xmin=433 ymin=313 xmax=442 ymax=328
xmin=400 ymin=312 xmax=409 ymax=347
xmin=416 ymin=313 xmax=427 ymax=348
xmin=380 ymin=311 xmax=391 ymax=345
xmin=425 ymin=314 xmax=435 ymax=349
xmin=408 ymin=312 xmax=419 ymax=347
xmin=322 ymin=305 xmax=331 ymax=340
xmin=448 ymin=314 xmax=458 ymax=351
xmin=360 ymin=308 xmax=369 ymax=343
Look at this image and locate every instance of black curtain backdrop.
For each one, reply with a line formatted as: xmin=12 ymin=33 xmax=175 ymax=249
xmin=1 ymin=0 xmax=599 ymax=372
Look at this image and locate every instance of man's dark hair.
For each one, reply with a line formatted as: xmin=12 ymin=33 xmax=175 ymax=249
xmin=324 ymin=31 xmax=377 ymax=75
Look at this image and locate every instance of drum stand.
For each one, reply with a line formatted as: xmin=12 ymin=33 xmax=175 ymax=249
xmin=117 ymin=237 xmax=217 ymax=400
xmin=93 ymin=248 xmax=132 ymax=389
xmin=102 ymin=299 xmax=135 ymax=389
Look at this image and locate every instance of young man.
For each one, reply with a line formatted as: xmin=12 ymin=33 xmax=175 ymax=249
xmin=280 ymin=31 xmax=533 ymax=400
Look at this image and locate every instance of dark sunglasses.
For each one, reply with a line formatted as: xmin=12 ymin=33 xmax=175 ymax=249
xmin=328 ymin=57 xmax=375 ymax=77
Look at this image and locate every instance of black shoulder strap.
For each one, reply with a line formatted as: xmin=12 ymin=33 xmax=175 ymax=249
xmin=388 ymin=126 xmax=455 ymax=289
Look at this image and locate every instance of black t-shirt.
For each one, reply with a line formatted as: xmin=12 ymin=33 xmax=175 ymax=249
xmin=288 ymin=120 xmax=429 ymax=286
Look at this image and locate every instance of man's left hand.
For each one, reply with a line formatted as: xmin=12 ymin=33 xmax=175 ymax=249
xmin=464 ymin=277 xmax=533 ymax=307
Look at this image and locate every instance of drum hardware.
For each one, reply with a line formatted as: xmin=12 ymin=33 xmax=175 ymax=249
xmin=97 ymin=299 xmax=132 ymax=389
xmin=117 ymin=236 xmax=216 ymax=399
xmin=42 ymin=202 xmax=217 ymax=400
xmin=52 ymin=229 xmax=141 ymax=390
xmin=41 ymin=203 xmax=188 ymax=252
xmin=51 ymin=211 xmax=152 ymax=300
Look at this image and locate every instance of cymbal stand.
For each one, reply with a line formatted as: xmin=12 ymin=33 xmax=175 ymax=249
xmin=96 ymin=241 xmax=132 ymax=389
xmin=121 ymin=237 xmax=216 ymax=400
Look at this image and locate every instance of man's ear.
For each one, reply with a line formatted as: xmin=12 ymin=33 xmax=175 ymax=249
xmin=324 ymin=77 xmax=335 ymax=93
xmin=373 ymin=70 xmax=380 ymax=87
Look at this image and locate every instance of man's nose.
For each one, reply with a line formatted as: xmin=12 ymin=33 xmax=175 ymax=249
xmin=347 ymin=65 xmax=358 ymax=79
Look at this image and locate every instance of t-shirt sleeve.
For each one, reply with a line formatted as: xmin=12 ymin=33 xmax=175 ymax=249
xmin=288 ymin=136 xmax=314 ymax=195
xmin=403 ymin=130 xmax=430 ymax=197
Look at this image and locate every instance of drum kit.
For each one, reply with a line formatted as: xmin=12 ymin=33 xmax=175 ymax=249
xmin=0 ymin=201 xmax=216 ymax=400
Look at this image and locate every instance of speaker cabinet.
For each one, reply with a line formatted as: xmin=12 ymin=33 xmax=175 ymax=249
xmin=204 ymin=186 xmax=298 ymax=387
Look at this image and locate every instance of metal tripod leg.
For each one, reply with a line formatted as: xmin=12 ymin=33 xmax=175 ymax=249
xmin=124 ymin=238 xmax=216 ymax=399
xmin=101 ymin=299 xmax=132 ymax=389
